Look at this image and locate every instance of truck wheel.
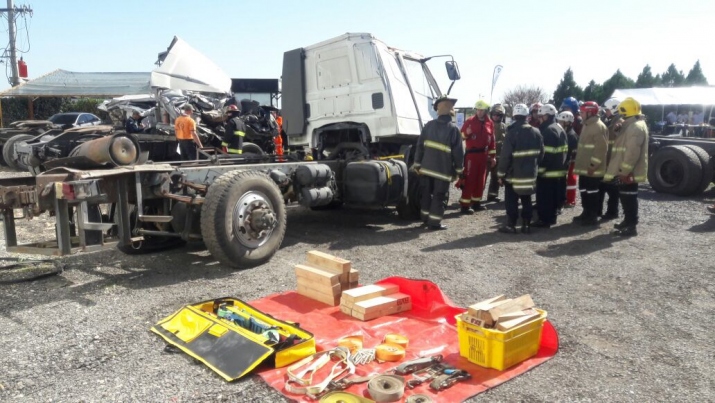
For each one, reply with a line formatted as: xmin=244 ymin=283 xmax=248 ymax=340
xmin=2 ymin=134 xmax=33 ymax=171
xmin=200 ymin=170 xmax=286 ymax=269
xmin=397 ymin=170 xmax=422 ymax=220
xmin=115 ymin=204 xmax=186 ymax=255
xmin=681 ymin=145 xmax=713 ymax=194
xmin=0 ymin=146 xmax=7 ymax=166
xmin=648 ymin=145 xmax=702 ymax=196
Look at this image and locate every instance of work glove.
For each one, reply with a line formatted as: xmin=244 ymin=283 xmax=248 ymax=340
xmin=455 ymin=178 xmax=464 ymax=189
xmin=489 ymin=158 xmax=497 ymax=168
xmin=409 ymin=165 xmax=421 ymax=175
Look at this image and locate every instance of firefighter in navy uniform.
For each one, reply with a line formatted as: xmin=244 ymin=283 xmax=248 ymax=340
xmin=533 ymin=104 xmax=568 ymax=228
xmin=497 ymin=104 xmax=544 ymax=234
xmin=412 ymin=95 xmax=464 ymax=230
xmin=222 ymin=104 xmax=246 ymax=155
xmin=487 ymin=104 xmax=507 ymax=202
xmin=604 ymin=97 xmax=648 ymax=237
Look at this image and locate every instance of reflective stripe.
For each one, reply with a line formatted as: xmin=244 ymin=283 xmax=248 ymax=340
xmin=513 ymin=149 xmax=541 ymax=157
xmin=612 ymin=147 xmax=626 ymax=152
xmin=471 ymin=197 xmax=482 ymax=201
xmin=604 ymin=174 xmax=614 ymax=181
xmin=580 ymin=144 xmax=595 ymax=149
xmin=586 ymin=190 xmax=599 ymax=194
xmin=538 ymin=167 xmax=546 ymax=173
xmin=540 ymin=170 xmax=567 ymax=178
xmin=455 ymin=168 xmax=464 ymax=174
xmin=428 ymin=214 xmax=442 ymax=220
xmin=221 ymin=142 xmax=228 ymax=146
xmin=510 ymin=178 xmax=536 ymax=184
xmin=566 ymin=186 xmax=578 ymax=190
xmin=424 ymin=140 xmax=451 ymax=153
xmin=634 ymin=176 xmax=646 ymax=181
xmin=544 ymin=145 xmax=568 ymax=153
xmin=488 ymin=150 xmax=496 ymax=155
xmin=459 ymin=198 xmax=471 ymax=203
xmin=413 ymin=163 xmax=422 ymax=167
xmin=227 ymin=148 xmax=243 ymax=154
xmin=620 ymin=191 xmax=638 ymax=195
xmin=574 ymin=169 xmax=604 ymax=176
xmin=497 ymin=172 xmax=506 ymax=177
xmin=419 ymin=168 xmax=453 ymax=181
xmin=235 ymin=130 xmax=246 ymax=137
xmin=420 ymin=210 xmax=429 ymax=216
xmin=590 ymin=157 xmax=602 ymax=164
xmin=609 ymin=140 xmax=615 ymax=145
xmin=621 ymin=163 xmax=633 ymax=170
xmin=513 ymin=185 xmax=535 ymax=190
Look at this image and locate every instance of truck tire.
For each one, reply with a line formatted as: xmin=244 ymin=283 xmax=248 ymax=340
xmin=397 ymin=170 xmax=422 ymax=220
xmin=648 ymin=145 xmax=702 ymax=196
xmin=0 ymin=146 xmax=7 ymax=166
xmin=2 ymin=134 xmax=33 ymax=171
xmin=681 ymin=145 xmax=713 ymax=194
xmin=200 ymin=170 xmax=286 ymax=269
xmin=115 ymin=204 xmax=186 ymax=255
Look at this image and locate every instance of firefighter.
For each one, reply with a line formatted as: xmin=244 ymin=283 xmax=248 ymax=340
xmin=497 ymin=104 xmax=544 ymax=234
xmin=459 ymin=99 xmax=495 ymax=214
xmin=572 ymin=101 xmax=609 ymax=226
xmin=487 ymin=103 xmax=507 ymax=202
xmin=556 ymin=111 xmax=579 ymax=211
xmin=222 ymin=104 xmax=247 ymax=155
xmin=599 ymin=97 xmax=623 ymax=220
xmin=560 ymin=96 xmax=584 ymax=135
xmin=533 ymin=104 xmax=568 ymax=228
xmin=528 ymin=103 xmax=542 ymax=128
xmin=604 ymin=97 xmax=648 ymax=237
xmin=413 ymin=95 xmax=464 ymax=230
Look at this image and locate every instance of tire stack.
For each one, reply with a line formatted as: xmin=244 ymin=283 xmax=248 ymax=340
xmin=648 ymin=145 xmax=713 ymax=196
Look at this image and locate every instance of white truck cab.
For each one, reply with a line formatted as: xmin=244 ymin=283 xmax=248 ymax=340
xmin=282 ymin=32 xmax=460 ymax=160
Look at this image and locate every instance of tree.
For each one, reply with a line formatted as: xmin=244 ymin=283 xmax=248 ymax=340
xmin=685 ymin=60 xmax=708 ymax=86
xmin=582 ymin=80 xmax=604 ymax=103
xmin=600 ymin=70 xmax=635 ymax=104
xmin=553 ymin=68 xmax=584 ymax=108
xmin=635 ymin=65 xmax=659 ymax=88
xmin=501 ymin=85 xmax=549 ymax=109
xmin=661 ymin=64 xmax=686 ymax=87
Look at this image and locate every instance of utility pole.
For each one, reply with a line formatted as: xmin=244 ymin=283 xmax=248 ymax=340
xmin=1 ymin=0 xmax=32 ymax=87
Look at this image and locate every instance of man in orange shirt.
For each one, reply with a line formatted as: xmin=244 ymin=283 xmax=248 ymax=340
xmin=175 ymin=104 xmax=202 ymax=161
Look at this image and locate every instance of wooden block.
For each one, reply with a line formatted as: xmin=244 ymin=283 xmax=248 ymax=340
xmin=348 ymin=281 xmax=359 ymax=289
xmin=496 ymin=312 xmax=541 ymax=331
xmin=306 ymin=250 xmax=351 ymax=275
xmin=352 ymin=293 xmax=411 ymax=315
xmin=348 ymin=269 xmax=359 ymax=282
xmin=340 ymin=304 xmax=353 ymax=316
xmin=297 ymin=283 xmax=340 ymax=306
xmin=352 ymin=298 xmax=412 ymax=321
xmin=468 ymin=299 xmax=512 ymax=327
xmin=461 ymin=313 xmax=486 ymax=327
xmin=341 ymin=284 xmax=399 ymax=304
xmin=468 ymin=295 xmax=506 ymax=311
xmin=340 ymin=296 xmax=353 ymax=309
xmin=297 ymin=277 xmax=341 ymax=296
xmin=294 ymin=264 xmax=340 ymax=286
xmin=488 ymin=295 xmax=535 ymax=322
xmin=496 ymin=308 xmax=538 ymax=323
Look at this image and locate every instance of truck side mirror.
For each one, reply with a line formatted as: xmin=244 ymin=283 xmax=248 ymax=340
xmin=446 ymin=61 xmax=461 ymax=81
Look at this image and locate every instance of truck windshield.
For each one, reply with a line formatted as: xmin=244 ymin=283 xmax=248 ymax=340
xmin=403 ymin=58 xmax=439 ymax=99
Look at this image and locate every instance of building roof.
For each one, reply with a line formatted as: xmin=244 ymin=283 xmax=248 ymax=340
xmin=0 ymin=69 xmax=151 ymax=97
xmin=611 ymin=86 xmax=715 ymax=106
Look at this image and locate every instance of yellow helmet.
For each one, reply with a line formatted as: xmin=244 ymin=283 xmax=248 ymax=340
xmin=618 ymin=97 xmax=641 ymax=118
xmin=474 ymin=99 xmax=490 ymax=110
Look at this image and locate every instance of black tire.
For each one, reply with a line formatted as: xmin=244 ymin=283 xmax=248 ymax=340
xmin=648 ymin=145 xmax=702 ymax=196
xmin=115 ymin=204 xmax=186 ymax=255
xmin=200 ymin=170 xmax=286 ymax=269
xmin=0 ymin=146 xmax=7 ymax=166
xmin=242 ymin=142 xmax=265 ymax=155
xmin=2 ymin=134 xmax=33 ymax=171
xmin=681 ymin=145 xmax=713 ymax=194
xmin=397 ymin=169 xmax=422 ymax=220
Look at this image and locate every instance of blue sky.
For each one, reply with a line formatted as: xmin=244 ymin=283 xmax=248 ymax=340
xmin=2 ymin=0 xmax=713 ymax=107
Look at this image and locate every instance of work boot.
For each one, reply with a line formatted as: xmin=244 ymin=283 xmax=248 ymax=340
xmin=601 ymin=212 xmax=618 ymax=221
xmin=581 ymin=216 xmax=599 ymax=226
xmin=572 ymin=213 xmax=586 ymax=222
xmin=498 ymin=224 xmax=517 ymax=234
xmin=487 ymin=195 xmax=501 ymax=202
xmin=556 ymin=208 xmax=563 ymax=216
xmin=460 ymin=207 xmax=475 ymax=215
xmin=531 ymin=220 xmax=551 ymax=229
xmin=613 ymin=221 xmax=627 ymax=230
xmin=472 ymin=202 xmax=486 ymax=211
xmin=521 ymin=224 xmax=531 ymax=234
xmin=428 ymin=224 xmax=448 ymax=231
xmin=613 ymin=226 xmax=637 ymax=237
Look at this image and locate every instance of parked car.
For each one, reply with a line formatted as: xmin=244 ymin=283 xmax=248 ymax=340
xmin=49 ymin=112 xmax=102 ymax=129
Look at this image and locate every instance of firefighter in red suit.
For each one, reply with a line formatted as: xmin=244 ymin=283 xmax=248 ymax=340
xmin=459 ymin=99 xmax=496 ymax=214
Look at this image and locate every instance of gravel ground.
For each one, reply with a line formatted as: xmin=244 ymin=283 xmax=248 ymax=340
xmin=1 ymin=166 xmax=714 ymax=402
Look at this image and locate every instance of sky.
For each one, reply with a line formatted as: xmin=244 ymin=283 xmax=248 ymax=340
xmin=1 ymin=0 xmax=714 ymax=108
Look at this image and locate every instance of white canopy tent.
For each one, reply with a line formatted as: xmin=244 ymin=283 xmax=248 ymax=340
xmin=610 ymin=87 xmax=715 ymax=105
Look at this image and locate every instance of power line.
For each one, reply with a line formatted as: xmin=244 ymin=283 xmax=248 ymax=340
xmin=0 ymin=1 xmax=32 ymax=86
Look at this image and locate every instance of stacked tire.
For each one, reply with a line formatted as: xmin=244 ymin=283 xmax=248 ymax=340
xmin=648 ymin=145 xmax=713 ymax=196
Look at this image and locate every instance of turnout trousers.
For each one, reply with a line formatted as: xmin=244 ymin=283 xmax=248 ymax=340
xmin=579 ymin=176 xmax=603 ymax=219
xmin=460 ymin=150 xmax=489 ymax=207
xmin=557 ymin=162 xmax=578 ymax=209
xmin=536 ymin=177 xmax=561 ymax=225
xmin=420 ymin=176 xmax=450 ymax=226
xmin=618 ymin=183 xmax=639 ymax=227
xmin=598 ymin=181 xmax=620 ymax=216
xmin=505 ymin=183 xmax=533 ymax=226
xmin=487 ymin=159 xmax=500 ymax=199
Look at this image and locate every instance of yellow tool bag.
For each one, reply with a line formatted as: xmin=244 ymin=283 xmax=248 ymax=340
xmin=151 ymin=297 xmax=316 ymax=381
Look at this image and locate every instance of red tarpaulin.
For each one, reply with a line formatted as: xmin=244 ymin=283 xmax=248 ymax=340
xmin=253 ymin=277 xmax=559 ymax=402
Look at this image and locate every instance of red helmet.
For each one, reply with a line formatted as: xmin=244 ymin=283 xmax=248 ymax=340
xmin=226 ymin=104 xmax=240 ymax=114
xmin=580 ymin=101 xmax=599 ymax=115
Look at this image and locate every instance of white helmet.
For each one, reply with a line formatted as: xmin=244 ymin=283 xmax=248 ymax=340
xmin=538 ymin=104 xmax=558 ymax=116
xmin=557 ymin=111 xmax=574 ymax=123
xmin=604 ymin=97 xmax=620 ymax=115
xmin=513 ymin=103 xmax=529 ymax=117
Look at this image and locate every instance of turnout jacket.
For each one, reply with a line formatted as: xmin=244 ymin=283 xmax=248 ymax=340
xmin=498 ymin=120 xmax=544 ymax=195
xmin=493 ymin=121 xmax=507 ymax=157
xmin=538 ymin=117 xmax=568 ymax=178
xmin=574 ymin=116 xmax=609 ymax=177
xmin=565 ymin=127 xmax=578 ymax=163
xmin=604 ymin=116 xmax=649 ymax=183
xmin=222 ymin=117 xmax=247 ymax=154
xmin=414 ymin=115 xmax=465 ymax=182
xmin=604 ymin=114 xmax=624 ymax=163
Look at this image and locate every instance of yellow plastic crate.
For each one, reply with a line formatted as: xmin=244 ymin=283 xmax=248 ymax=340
xmin=456 ymin=309 xmax=547 ymax=371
